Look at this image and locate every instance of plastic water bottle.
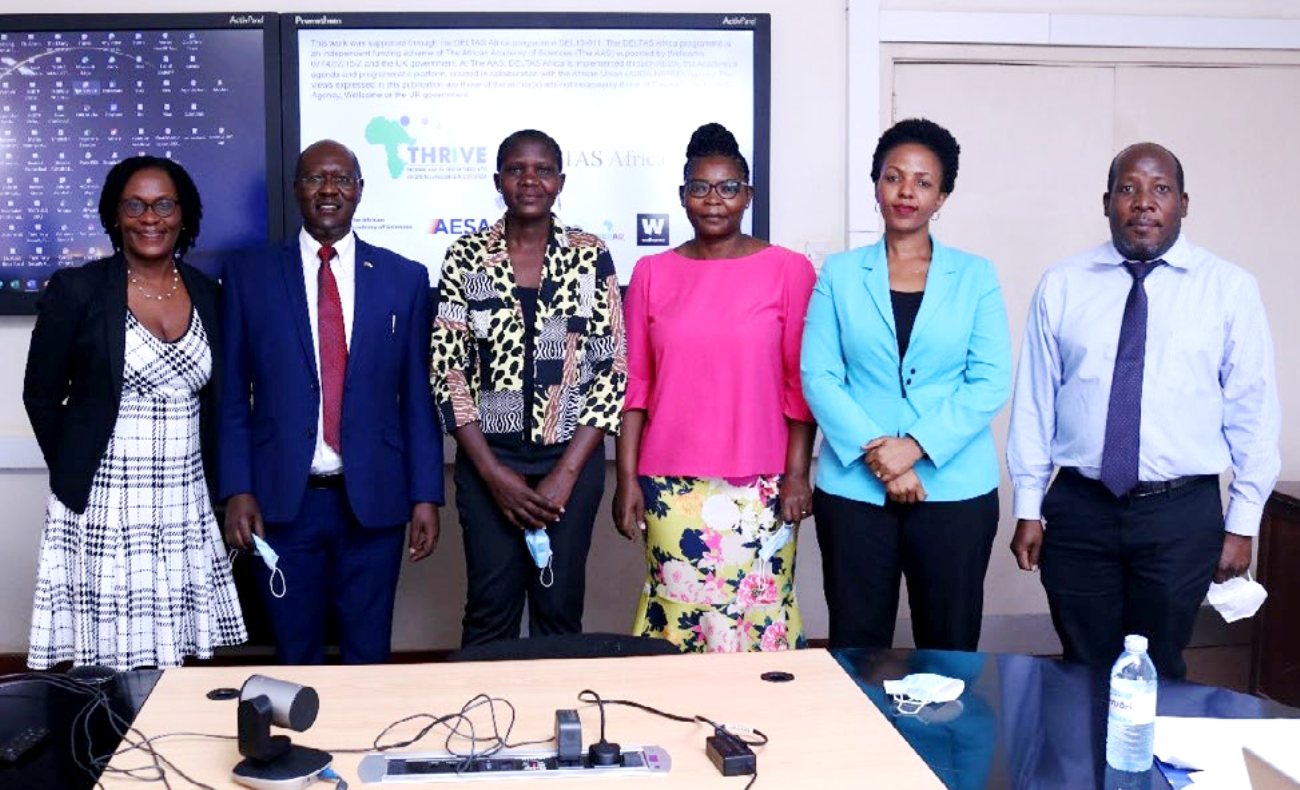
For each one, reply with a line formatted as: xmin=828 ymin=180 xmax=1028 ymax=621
xmin=1106 ymin=634 xmax=1158 ymax=772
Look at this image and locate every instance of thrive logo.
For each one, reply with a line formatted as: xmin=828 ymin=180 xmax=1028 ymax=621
xmin=636 ymin=214 xmax=669 ymax=246
xmin=365 ymin=116 xmax=416 ymax=178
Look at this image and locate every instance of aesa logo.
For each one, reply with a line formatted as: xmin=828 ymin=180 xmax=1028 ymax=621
xmin=636 ymin=214 xmax=669 ymax=246
xmin=429 ymin=218 xmax=491 ymax=235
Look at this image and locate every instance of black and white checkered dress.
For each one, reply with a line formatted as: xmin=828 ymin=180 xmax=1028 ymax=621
xmin=27 ymin=310 xmax=246 ymax=670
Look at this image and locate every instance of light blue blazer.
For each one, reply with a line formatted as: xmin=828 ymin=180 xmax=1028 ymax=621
xmin=801 ymin=237 xmax=1012 ymax=504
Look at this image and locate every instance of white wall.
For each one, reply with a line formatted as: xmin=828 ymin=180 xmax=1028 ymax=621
xmin=0 ymin=0 xmax=848 ymax=653
xmin=883 ymin=0 xmax=1300 ymax=17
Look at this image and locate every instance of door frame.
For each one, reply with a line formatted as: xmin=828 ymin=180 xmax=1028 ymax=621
xmin=847 ymin=1 xmax=1300 ymax=245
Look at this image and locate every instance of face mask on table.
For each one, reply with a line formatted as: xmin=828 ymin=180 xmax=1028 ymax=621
xmin=883 ymin=673 xmax=966 ymax=716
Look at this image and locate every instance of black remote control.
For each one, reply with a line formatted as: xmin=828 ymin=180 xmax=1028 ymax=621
xmin=0 ymin=726 xmax=49 ymax=763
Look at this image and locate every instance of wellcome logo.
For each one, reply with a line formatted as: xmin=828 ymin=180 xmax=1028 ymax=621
xmin=636 ymin=214 xmax=669 ymax=246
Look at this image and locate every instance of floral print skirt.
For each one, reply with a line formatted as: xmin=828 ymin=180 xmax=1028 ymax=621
xmin=632 ymin=475 xmax=805 ymax=653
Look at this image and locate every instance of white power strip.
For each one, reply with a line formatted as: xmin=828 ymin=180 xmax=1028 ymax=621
xmin=356 ymin=745 xmax=671 ymax=783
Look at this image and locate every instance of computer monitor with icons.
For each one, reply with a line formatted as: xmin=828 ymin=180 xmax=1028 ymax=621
xmin=0 ymin=13 xmax=282 ymax=313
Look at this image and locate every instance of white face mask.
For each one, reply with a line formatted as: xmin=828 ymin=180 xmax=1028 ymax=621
xmin=883 ymin=673 xmax=966 ymax=715
xmin=1205 ymin=573 xmax=1267 ymax=623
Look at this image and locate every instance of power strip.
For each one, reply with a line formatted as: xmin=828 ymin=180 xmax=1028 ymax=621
xmin=356 ymin=745 xmax=671 ymax=783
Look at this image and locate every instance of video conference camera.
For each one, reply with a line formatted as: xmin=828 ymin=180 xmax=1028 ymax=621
xmin=232 ymin=675 xmax=333 ymax=790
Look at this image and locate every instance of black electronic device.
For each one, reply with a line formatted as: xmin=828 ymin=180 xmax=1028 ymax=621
xmin=554 ymin=709 xmax=582 ymax=767
xmin=231 ymin=675 xmax=331 ymax=790
xmin=587 ymin=738 xmax=622 ymax=767
xmin=706 ymin=729 xmax=756 ymax=777
xmin=0 ymin=725 xmax=49 ymax=763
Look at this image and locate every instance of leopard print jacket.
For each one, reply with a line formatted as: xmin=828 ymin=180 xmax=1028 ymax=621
xmin=431 ymin=216 xmax=627 ymax=444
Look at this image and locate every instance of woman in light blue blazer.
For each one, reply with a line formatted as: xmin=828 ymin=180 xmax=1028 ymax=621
xmin=801 ymin=119 xmax=1012 ymax=650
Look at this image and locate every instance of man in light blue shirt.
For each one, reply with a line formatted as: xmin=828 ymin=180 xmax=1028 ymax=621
xmin=1006 ymin=142 xmax=1280 ymax=678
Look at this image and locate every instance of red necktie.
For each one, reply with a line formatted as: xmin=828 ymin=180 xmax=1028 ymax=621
xmin=317 ymin=244 xmax=346 ymax=453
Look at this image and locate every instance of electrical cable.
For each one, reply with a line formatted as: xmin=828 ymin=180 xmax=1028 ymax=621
xmin=577 ymin=689 xmax=769 ymax=746
xmin=0 ymin=671 xmax=237 ymax=789
xmin=317 ymin=692 xmax=555 ymax=779
xmin=577 ymin=688 xmax=767 ymax=787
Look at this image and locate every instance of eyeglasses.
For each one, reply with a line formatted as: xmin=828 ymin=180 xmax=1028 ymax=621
xmin=296 ymin=173 xmax=360 ymax=190
xmin=683 ymin=179 xmax=747 ymax=199
xmin=120 ymin=197 xmax=178 ymax=218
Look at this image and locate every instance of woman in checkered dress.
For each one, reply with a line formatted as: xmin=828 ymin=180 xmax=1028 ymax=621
xmin=23 ymin=157 xmax=245 ymax=671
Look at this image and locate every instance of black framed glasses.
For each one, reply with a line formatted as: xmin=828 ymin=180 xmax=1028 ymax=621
xmin=296 ymin=173 xmax=360 ymax=190
xmin=683 ymin=179 xmax=747 ymax=199
xmin=120 ymin=197 xmax=178 ymax=218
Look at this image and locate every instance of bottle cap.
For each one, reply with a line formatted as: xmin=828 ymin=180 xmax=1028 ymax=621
xmin=1124 ymin=634 xmax=1149 ymax=653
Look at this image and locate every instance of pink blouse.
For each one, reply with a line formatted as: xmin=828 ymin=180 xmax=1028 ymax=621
xmin=624 ymin=245 xmax=816 ymax=477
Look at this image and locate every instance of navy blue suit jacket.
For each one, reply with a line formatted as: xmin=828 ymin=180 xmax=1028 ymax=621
xmin=217 ymin=236 xmax=443 ymax=526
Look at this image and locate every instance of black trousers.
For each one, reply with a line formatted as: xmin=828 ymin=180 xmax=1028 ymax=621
xmin=1040 ymin=469 xmax=1223 ymax=679
xmin=455 ymin=442 xmax=604 ymax=648
xmin=814 ymin=487 xmax=999 ymax=651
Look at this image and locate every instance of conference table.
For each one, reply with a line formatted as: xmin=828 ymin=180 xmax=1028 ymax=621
xmin=839 ymin=647 xmax=1300 ymax=789
xmin=1 ymin=647 xmax=1296 ymax=789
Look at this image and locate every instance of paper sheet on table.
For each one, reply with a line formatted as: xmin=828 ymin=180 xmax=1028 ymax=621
xmin=1155 ymin=717 xmax=1300 ymax=788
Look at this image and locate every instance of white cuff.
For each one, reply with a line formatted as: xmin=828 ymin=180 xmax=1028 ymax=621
xmin=1013 ymin=486 xmax=1045 ymax=522
xmin=1224 ymin=497 xmax=1263 ymax=537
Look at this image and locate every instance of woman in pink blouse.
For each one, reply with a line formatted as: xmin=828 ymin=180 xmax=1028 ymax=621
xmin=614 ymin=123 xmax=817 ymax=653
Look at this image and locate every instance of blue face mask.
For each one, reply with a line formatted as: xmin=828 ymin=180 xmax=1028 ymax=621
xmin=250 ymin=533 xmax=287 ymax=599
xmin=756 ymin=522 xmax=794 ymax=568
xmin=524 ymin=528 xmax=554 ymax=588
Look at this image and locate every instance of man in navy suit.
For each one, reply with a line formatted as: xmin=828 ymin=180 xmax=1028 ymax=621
xmin=219 ymin=139 xmax=443 ymax=664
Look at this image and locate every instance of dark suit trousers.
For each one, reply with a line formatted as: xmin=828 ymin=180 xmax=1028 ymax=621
xmin=814 ymin=487 xmax=999 ymax=651
xmin=260 ymin=486 xmax=405 ymax=664
xmin=1040 ymin=469 xmax=1223 ymax=679
xmin=456 ymin=442 xmax=603 ymax=647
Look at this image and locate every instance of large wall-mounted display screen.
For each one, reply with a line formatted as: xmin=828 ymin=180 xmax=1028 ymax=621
xmin=283 ymin=13 xmax=770 ymax=283
xmin=0 ymin=13 xmax=281 ymax=312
